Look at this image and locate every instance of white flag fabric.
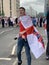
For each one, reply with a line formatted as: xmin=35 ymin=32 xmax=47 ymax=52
xmin=19 ymin=15 xmax=45 ymax=59
xmin=27 ymin=33 xmax=45 ymax=59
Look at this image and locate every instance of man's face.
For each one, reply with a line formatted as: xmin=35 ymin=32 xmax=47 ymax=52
xmin=19 ymin=9 xmax=25 ymax=16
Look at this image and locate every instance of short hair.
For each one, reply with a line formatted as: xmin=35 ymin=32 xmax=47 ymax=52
xmin=19 ymin=7 xmax=25 ymax=11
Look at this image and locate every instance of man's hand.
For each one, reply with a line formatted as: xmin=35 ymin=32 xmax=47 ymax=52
xmin=22 ymin=35 xmax=25 ymax=39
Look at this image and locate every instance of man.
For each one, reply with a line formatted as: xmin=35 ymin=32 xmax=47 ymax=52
xmin=8 ymin=17 xmax=11 ymax=27
xmin=46 ymin=10 xmax=49 ymax=60
xmin=17 ymin=7 xmax=31 ymax=65
xmin=1 ymin=17 xmax=5 ymax=28
xmin=32 ymin=17 xmax=37 ymax=27
xmin=40 ymin=17 xmax=43 ymax=27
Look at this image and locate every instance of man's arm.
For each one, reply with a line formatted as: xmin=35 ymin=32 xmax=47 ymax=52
xmin=19 ymin=30 xmax=26 ymax=35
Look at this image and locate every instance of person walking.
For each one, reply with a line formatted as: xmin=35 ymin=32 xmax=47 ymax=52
xmin=46 ymin=10 xmax=49 ymax=60
xmin=40 ymin=17 xmax=43 ymax=27
xmin=1 ymin=17 xmax=5 ymax=28
xmin=17 ymin=7 xmax=31 ymax=65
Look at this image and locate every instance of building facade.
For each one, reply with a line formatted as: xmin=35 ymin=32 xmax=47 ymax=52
xmin=0 ymin=0 xmax=20 ymax=17
xmin=45 ymin=0 xmax=49 ymax=16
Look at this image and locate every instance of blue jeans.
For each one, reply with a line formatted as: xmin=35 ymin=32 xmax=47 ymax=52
xmin=17 ymin=37 xmax=31 ymax=65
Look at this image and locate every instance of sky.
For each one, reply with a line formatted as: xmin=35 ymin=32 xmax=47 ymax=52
xmin=20 ymin=0 xmax=45 ymax=4
xmin=20 ymin=0 xmax=45 ymax=13
xmin=20 ymin=0 xmax=39 ymax=3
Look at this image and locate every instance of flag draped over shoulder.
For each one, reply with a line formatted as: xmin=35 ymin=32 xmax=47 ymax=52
xmin=19 ymin=15 xmax=45 ymax=59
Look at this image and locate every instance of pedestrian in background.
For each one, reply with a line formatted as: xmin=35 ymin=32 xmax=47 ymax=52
xmin=32 ymin=17 xmax=37 ymax=27
xmin=1 ymin=17 xmax=5 ymax=28
xmin=5 ymin=17 xmax=8 ymax=27
xmin=8 ymin=17 xmax=12 ymax=27
xmin=15 ymin=18 xmax=18 ymax=26
xmin=40 ymin=17 xmax=43 ymax=27
xmin=46 ymin=10 xmax=49 ymax=60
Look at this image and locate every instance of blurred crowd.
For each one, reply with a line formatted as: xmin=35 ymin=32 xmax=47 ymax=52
xmin=0 ymin=16 xmax=18 ymax=28
xmin=0 ymin=16 xmax=46 ymax=28
xmin=31 ymin=16 xmax=47 ymax=27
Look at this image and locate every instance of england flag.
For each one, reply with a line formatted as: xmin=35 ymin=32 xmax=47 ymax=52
xmin=19 ymin=15 xmax=45 ymax=59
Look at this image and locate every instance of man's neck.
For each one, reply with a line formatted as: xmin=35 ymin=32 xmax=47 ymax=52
xmin=20 ymin=14 xmax=26 ymax=17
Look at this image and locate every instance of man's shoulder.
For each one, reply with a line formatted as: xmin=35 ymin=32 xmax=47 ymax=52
xmin=18 ymin=15 xmax=31 ymax=22
xmin=24 ymin=15 xmax=30 ymax=18
xmin=19 ymin=15 xmax=30 ymax=18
